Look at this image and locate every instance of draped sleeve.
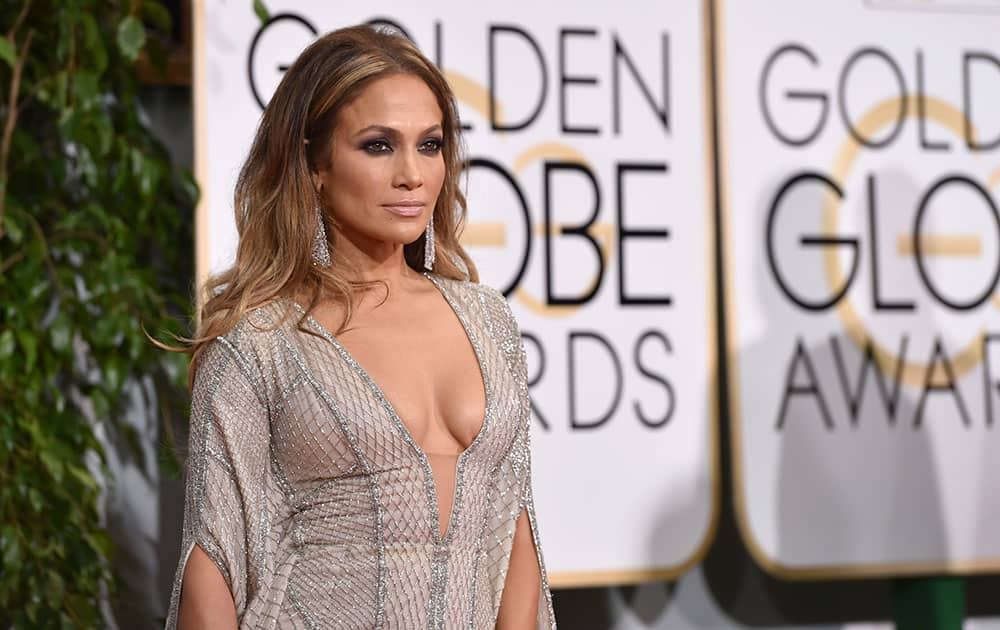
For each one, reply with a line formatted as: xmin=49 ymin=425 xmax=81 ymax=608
xmin=165 ymin=333 xmax=280 ymax=629
xmin=477 ymin=284 xmax=558 ymax=629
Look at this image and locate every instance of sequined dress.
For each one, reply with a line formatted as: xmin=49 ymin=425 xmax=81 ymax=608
xmin=165 ymin=275 xmax=556 ymax=629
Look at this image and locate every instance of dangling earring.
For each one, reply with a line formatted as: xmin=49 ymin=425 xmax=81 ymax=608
xmin=312 ymin=206 xmax=332 ymax=268
xmin=423 ymin=214 xmax=436 ymax=271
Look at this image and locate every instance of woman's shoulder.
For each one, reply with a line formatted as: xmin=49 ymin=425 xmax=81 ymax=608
xmin=430 ymin=274 xmax=511 ymax=317
xmin=199 ymin=300 xmax=297 ymax=372
xmin=219 ymin=300 xmax=296 ymax=344
xmin=429 ymin=274 xmax=522 ymax=344
xmin=427 ymin=272 xmax=501 ymax=302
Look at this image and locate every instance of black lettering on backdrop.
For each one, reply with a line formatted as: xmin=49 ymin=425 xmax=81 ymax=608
xmin=776 ymin=337 xmax=835 ymax=430
xmin=982 ymin=334 xmax=1000 ymax=427
xmin=915 ymin=50 xmax=951 ymax=152
xmin=428 ymin=21 xmax=472 ymax=131
xmin=543 ymin=161 xmax=604 ymax=305
xmin=759 ymin=43 xmax=827 ymax=147
xmin=433 ymin=20 xmax=442 ymax=67
xmin=829 ymin=334 xmax=908 ymax=426
xmin=464 ymin=158 xmax=533 ymax=297
xmin=838 ymin=47 xmax=907 ymax=149
xmin=559 ymin=28 xmax=600 ymax=135
xmin=569 ymin=331 xmax=623 ymax=429
xmin=913 ymin=339 xmax=972 ymax=428
xmin=757 ymin=42 xmax=1000 ymax=434
xmin=489 ymin=25 xmax=548 ymax=132
xmin=866 ymin=174 xmax=915 ymax=311
xmin=633 ymin=330 xmax=675 ymax=428
xmin=247 ymin=13 xmax=318 ymax=110
xmin=616 ymin=163 xmax=672 ymax=305
xmin=963 ymin=52 xmax=1000 ymax=151
xmin=766 ymin=172 xmax=859 ymax=311
xmin=767 ymin=172 xmax=1000 ymax=313
xmin=913 ymin=175 xmax=1000 ymax=310
xmin=611 ymin=32 xmax=670 ymax=134
xmin=759 ymin=43 xmax=1000 ymax=151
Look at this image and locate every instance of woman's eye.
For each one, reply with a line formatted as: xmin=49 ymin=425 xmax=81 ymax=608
xmin=364 ymin=139 xmax=392 ymax=153
xmin=420 ymin=138 xmax=443 ymax=153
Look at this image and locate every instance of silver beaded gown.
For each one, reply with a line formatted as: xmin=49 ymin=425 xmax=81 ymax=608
xmin=165 ymin=275 xmax=556 ymax=629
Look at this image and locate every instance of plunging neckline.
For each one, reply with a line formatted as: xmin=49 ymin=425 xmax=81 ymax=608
xmin=289 ymin=273 xmax=491 ymax=544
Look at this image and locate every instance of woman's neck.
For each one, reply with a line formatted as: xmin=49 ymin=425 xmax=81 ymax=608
xmin=333 ymin=228 xmax=422 ymax=291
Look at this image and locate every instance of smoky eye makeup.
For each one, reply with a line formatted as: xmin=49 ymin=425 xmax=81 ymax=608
xmin=360 ymin=137 xmax=393 ymax=153
xmin=359 ymin=136 xmax=444 ymax=155
xmin=420 ymin=137 xmax=444 ymax=153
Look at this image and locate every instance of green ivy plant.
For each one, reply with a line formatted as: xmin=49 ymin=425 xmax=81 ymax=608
xmin=0 ymin=1 xmax=196 ymax=626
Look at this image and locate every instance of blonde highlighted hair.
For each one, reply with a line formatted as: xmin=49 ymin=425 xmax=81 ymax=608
xmin=184 ymin=25 xmax=478 ymax=380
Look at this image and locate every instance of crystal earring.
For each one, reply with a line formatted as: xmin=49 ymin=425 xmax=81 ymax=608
xmin=423 ymin=214 xmax=436 ymax=271
xmin=312 ymin=206 xmax=332 ymax=268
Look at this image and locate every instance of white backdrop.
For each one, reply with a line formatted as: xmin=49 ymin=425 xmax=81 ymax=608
xmin=195 ymin=0 xmax=717 ymax=585
xmin=720 ymin=0 xmax=1000 ymax=576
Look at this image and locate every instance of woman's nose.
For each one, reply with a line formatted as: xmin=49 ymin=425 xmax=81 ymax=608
xmin=392 ymin=150 xmax=424 ymax=190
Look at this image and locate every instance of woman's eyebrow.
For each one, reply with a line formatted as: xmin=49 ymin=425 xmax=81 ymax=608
xmin=353 ymin=123 xmax=442 ymax=138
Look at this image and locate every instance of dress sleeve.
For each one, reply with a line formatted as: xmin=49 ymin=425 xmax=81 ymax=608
xmin=164 ymin=336 xmax=274 ymax=629
xmin=479 ymin=285 xmax=558 ymax=629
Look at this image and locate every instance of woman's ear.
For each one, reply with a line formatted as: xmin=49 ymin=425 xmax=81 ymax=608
xmin=305 ymin=138 xmax=326 ymax=196
xmin=310 ymin=170 xmax=324 ymax=196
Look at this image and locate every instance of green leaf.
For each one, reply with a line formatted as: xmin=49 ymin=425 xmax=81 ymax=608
xmin=93 ymin=112 xmax=113 ymax=156
xmin=16 ymin=330 xmax=37 ymax=372
xmin=1 ymin=526 xmax=21 ymax=571
xmin=28 ymin=488 xmax=44 ymax=512
xmin=116 ymin=16 xmax=146 ymax=62
xmin=23 ymin=382 xmax=40 ymax=406
xmin=91 ymin=388 xmax=109 ymax=419
xmin=81 ymin=14 xmax=107 ymax=74
xmin=103 ymin=356 xmax=126 ymax=392
xmin=92 ymin=316 xmax=118 ymax=349
xmin=0 ymin=37 xmax=15 ymax=68
xmin=0 ymin=330 xmax=14 ymax=361
xmin=178 ymin=169 xmax=200 ymax=204
xmin=17 ymin=414 xmax=42 ymax=444
xmin=68 ymin=466 xmax=98 ymax=492
xmin=253 ymin=0 xmax=270 ymax=24
xmin=77 ymin=144 xmax=98 ymax=188
xmin=48 ymin=314 xmax=72 ymax=353
xmin=40 ymin=449 xmax=65 ymax=483
xmin=45 ymin=571 xmax=65 ymax=607
xmin=139 ymin=158 xmax=160 ymax=199
xmin=143 ymin=2 xmax=173 ymax=31
xmin=72 ymin=71 xmax=100 ymax=110
xmin=2 ymin=209 xmax=23 ymax=244
xmin=37 ymin=70 xmax=69 ymax=112
xmin=27 ymin=277 xmax=48 ymax=302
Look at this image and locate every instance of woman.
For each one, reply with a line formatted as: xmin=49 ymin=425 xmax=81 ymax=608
xmin=166 ymin=25 xmax=556 ymax=629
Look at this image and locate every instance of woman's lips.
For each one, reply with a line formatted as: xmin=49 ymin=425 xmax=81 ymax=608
xmin=382 ymin=202 xmax=425 ymax=217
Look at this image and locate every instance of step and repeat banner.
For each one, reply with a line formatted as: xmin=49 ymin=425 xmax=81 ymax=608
xmin=719 ymin=0 xmax=1000 ymax=576
xmin=195 ymin=0 xmax=1000 ymax=584
xmin=194 ymin=1 xmax=717 ymax=585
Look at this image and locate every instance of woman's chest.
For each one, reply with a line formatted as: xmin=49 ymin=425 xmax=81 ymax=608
xmin=268 ymin=322 xmax=525 ymax=485
xmin=337 ymin=311 xmax=487 ymax=454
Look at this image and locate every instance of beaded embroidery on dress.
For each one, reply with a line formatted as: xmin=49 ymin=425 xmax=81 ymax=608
xmin=165 ymin=275 xmax=556 ymax=629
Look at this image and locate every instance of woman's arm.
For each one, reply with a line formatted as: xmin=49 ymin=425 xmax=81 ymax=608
xmin=496 ymin=509 xmax=541 ymax=629
xmin=166 ymin=335 xmax=276 ymax=628
xmin=177 ymin=544 xmax=239 ymax=630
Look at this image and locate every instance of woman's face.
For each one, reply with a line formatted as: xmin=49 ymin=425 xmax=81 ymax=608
xmin=314 ymin=73 xmax=446 ymax=254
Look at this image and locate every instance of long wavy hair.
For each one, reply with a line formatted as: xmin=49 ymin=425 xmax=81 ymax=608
xmin=184 ymin=25 xmax=478 ymax=381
